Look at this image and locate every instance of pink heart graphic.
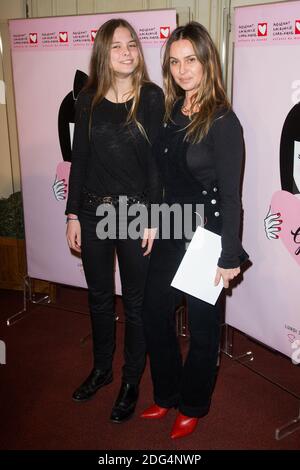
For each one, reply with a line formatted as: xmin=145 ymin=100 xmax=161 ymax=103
xmin=271 ymin=190 xmax=300 ymax=266
xmin=56 ymin=161 xmax=71 ymax=183
xmin=288 ymin=334 xmax=296 ymax=342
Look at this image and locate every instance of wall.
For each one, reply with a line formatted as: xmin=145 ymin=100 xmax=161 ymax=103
xmin=227 ymin=0 xmax=288 ymax=100
xmin=0 ymin=0 xmax=288 ymax=197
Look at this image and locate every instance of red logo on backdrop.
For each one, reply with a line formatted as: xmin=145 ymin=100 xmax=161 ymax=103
xmin=29 ymin=33 xmax=38 ymax=44
xmin=295 ymin=20 xmax=300 ymax=34
xmin=59 ymin=32 xmax=68 ymax=43
xmin=257 ymin=23 xmax=267 ymax=36
xmin=160 ymin=26 xmax=170 ymax=39
xmin=91 ymin=30 xmax=97 ymax=42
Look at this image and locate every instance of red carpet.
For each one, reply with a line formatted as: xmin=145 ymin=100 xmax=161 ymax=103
xmin=0 ymin=286 xmax=299 ymax=450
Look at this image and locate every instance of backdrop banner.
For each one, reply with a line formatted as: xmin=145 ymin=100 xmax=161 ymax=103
xmin=227 ymin=1 xmax=300 ymax=361
xmin=9 ymin=10 xmax=176 ymax=293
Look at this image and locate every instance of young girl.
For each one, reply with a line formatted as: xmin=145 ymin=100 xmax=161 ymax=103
xmin=65 ymin=18 xmax=164 ymax=423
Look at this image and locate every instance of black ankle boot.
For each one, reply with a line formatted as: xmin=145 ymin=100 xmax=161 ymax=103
xmin=110 ymin=382 xmax=139 ymax=423
xmin=72 ymin=368 xmax=113 ymax=402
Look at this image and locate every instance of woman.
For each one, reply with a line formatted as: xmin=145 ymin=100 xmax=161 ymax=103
xmin=65 ymin=18 xmax=164 ymax=423
xmin=141 ymin=22 xmax=248 ymax=438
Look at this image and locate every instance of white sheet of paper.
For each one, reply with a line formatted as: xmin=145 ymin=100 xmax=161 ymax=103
xmin=171 ymin=226 xmax=223 ymax=305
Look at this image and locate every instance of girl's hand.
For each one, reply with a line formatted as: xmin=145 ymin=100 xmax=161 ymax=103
xmin=66 ymin=218 xmax=81 ymax=253
xmin=141 ymin=228 xmax=157 ymax=256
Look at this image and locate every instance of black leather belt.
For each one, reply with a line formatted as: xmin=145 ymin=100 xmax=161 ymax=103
xmin=82 ymin=188 xmax=149 ymax=207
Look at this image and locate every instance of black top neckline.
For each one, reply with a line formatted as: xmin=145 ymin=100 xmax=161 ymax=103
xmin=103 ymin=96 xmax=133 ymax=106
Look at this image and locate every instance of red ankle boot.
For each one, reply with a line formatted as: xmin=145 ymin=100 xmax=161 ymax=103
xmin=140 ymin=404 xmax=170 ymax=419
xmin=170 ymin=412 xmax=199 ymax=439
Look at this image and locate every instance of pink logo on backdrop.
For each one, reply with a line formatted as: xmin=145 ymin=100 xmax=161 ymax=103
xmin=257 ymin=23 xmax=267 ymax=36
xmin=160 ymin=26 xmax=170 ymax=39
xmin=59 ymin=32 xmax=68 ymax=43
xmin=91 ymin=30 xmax=97 ymax=42
xmin=271 ymin=191 xmax=300 ymax=266
xmin=295 ymin=20 xmax=300 ymax=34
xmin=29 ymin=33 xmax=38 ymax=44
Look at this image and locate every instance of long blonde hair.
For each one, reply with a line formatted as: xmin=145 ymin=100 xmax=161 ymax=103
xmin=84 ymin=18 xmax=150 ymax=135
xmin=163 ymin=22 xmax=230 ymax=143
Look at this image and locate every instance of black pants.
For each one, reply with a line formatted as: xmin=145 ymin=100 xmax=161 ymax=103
xmin=143 ymin=236 xmax=222 ymax=418
xmin=79 ymin=205 xmax=149 ymax=385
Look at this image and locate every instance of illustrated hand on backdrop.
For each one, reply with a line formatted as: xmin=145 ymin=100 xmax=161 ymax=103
xmin=52 ymin=175 xmax=67 ymax=201
xmin=264 ymin=205 xmax=282 ymax=239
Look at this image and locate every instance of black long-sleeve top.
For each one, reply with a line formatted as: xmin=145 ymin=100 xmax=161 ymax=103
xmin=65 ymin=82 xmax=164 ymax=215
xmin=156 ymin=100 xmax=248 ymax=269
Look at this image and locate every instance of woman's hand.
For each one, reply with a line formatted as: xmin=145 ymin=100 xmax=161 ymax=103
xmin=66 ymin=217 xmax=81 ymax=253
xmin=214 ymin=266 xmax=240 ymax=288
xmin=141 ymin=228 xmax=157 ymax=256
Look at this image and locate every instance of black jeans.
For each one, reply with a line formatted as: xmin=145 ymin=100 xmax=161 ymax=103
xmin=143 ymin=236 xmax=222 ymax=418
xmin=79 ymin=204 xmax=149 ymax=385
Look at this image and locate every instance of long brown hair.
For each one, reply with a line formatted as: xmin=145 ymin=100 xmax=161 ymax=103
xmin=84 ymin=18 xmax=150 ymax=135
xmin=163 ymin=21 xmax=230 ymax=143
